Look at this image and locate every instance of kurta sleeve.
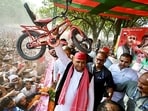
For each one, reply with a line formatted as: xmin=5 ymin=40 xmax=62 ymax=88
xmin=55 ymin=44 xmax=71 ymax=67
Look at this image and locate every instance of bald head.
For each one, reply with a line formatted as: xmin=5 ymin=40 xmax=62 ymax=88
xmin=140 ymin=72 xmax=148 ymax=82
xmin=138 ymin=72 xmax=148 ymax=95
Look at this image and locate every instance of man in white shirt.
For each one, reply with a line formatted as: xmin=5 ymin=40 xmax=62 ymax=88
xmin=54 ymin=44 xmax=94 ymax=111
xmin=109 ymin=53 xmax=138 ymax=106
xmin=20 ymin=80 xmax=37 ymax=97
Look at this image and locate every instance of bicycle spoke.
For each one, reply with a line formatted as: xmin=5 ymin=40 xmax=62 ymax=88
xmin=20 ymin=34 xmax=43 ymax=58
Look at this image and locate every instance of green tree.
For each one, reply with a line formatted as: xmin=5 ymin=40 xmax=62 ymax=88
xmin=38 ymin=1 xmax=148 ymax=48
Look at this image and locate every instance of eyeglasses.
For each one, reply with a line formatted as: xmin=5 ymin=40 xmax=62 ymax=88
xmin=96 ymin=58 xmax=105 ymax=62
xmin=128 ymin=36 xmax=136 ymax=40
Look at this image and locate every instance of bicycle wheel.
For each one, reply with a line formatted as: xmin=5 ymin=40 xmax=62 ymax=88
xmin=16 ymin=31 xmax=46 ymax=60
xmin=71 ymin=28 xmax=91 ymax=53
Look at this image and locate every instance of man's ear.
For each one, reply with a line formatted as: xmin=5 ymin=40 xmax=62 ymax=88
xmin=72 ymin=56 xmax=74 ymax=62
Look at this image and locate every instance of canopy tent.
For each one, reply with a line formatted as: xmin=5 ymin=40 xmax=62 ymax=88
xmin=54 ymin=0 xmax=148 ymax=20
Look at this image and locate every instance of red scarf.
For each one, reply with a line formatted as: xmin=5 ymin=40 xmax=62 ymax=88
xmin=58 ymin=65 xmax=89 ymax=111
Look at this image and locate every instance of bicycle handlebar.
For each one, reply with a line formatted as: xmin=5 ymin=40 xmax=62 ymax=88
xmin=23 ymin=0 xmax=72 ymax=26
xmin=62 ymin=0 xmax=69 ymax=16
xmin=54 ymin=0 xmax=72 ymax=18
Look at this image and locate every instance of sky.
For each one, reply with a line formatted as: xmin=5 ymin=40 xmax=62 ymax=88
xmin=0 ymin=0 xmax=44 ymax=27
xmin=22 ymin=0 xmax=44 ymax=9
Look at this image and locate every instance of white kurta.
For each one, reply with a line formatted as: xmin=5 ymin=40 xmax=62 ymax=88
xmin=54 ymin=45 xmax=94 ymax=111
xmin=54 ymin=70 xmax=82 ymax=111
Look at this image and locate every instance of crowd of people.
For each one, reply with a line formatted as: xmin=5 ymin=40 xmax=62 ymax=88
xmin=0 ymin=34 xmax=148 ymax=111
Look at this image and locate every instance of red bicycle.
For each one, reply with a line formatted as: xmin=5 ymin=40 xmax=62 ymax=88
xmin=16 ymin=0 xmax=91 ymax=60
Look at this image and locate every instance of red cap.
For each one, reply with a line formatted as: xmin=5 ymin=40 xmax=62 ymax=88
xmin=102 ymin=47 xmax=110 ymax=54
xmin=74 ymin=52 xmax=87 ymax=60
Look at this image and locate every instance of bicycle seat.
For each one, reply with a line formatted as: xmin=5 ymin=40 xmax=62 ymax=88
xmin=34 ymin=18 xmax=52 ymax=26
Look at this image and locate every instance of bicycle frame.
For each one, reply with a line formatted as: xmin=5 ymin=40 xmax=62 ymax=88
xmin=16 ymin=1 xmax=91 ymax=60
xmin=20 ymin=16 xmax=76 ymax=48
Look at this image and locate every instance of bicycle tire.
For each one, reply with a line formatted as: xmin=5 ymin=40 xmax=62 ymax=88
xmin=16 ymin=31 xmax=46 ymax=60
xmin=71 ymin=28 xmax=91 ymax=53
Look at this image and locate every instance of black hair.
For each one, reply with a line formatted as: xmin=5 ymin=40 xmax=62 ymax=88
xmin=120 ymin=53 xmax=133 ymax=62
xmin=141 ymin=34 xmax=148 ymax=41
xmin=139 ymin=34 xmax=148 ymax=47
xmin=97 ymin=100 xmax=125 ymax=111
xmin=0 ymin=89 xmax=2 ymax=97
xmin=24 ymin=80 xmax=33 ymax=85
xmin=0 ymin=96 xmax=13 ymax=108
xmin=97 ymin=51 xmax=108 ymax=59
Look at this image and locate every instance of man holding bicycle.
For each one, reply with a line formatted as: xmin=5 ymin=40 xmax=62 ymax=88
xmin=54 ymin=44 xmax=94 ymax=111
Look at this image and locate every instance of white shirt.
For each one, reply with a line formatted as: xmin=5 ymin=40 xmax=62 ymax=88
xmin=53 ymin=58 xmax=67 ymax=82
xmin=109 ymin=63 xmax=138 ymax=102
xmin=21 ymin=85 xmax=37 ymax=97
xmin=29 ymin=69 xmax=38 ymax=77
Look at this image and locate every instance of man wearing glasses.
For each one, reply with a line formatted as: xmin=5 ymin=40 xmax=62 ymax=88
xmin=87 ymin=51 xmax=115 ymax=111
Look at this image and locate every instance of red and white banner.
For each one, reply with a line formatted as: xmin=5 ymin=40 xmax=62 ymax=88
xmin=118 ymin=27 xmax=148 ymax=46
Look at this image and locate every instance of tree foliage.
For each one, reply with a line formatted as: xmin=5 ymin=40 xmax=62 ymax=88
xmin=38 ymin=1 xmax=148 ymax=47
